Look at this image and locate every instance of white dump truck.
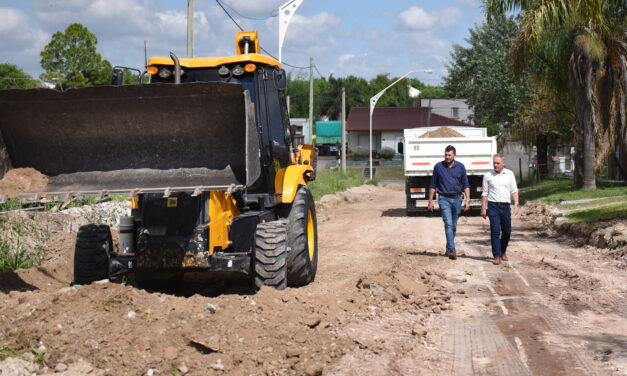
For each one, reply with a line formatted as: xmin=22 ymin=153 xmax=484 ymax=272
xmin=399 ymin=126 xmax=497 ymax=213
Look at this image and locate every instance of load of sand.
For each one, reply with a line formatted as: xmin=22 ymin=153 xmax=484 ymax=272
xmin=0 ymin=168 xmax=49 ymax=198
xmin=419 ymin=126 xmax=465 ymax=138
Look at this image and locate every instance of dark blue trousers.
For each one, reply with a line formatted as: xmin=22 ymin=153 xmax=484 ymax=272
xmin=487 ymin=201 xmax=511 ymax=258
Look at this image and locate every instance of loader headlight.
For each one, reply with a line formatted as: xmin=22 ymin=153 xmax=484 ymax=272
xmin=218 ymin=66 xmax=230 ymax=76
xmin=232 ymin=65 xmax=245 ymax=76
xmin=158 ymin=68 xmax=172 ymax=78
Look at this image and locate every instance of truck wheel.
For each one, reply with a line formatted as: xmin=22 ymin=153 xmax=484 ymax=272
xmin=254 ymin=220 xmax=288 ymax=290
xmin=286 ymin=186 xmax=318 ymax=286
xmin=73 ymin=224 xmax=111 ymax=285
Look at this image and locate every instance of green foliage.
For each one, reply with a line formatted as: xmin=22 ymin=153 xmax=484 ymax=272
xmin=0 ymin=199 xmax=22 ymax=212
xmin=0 ymin=329 xmax=31 ymax=359
xmin=348 ymin=151 xmax=369 ymax=161
xmin=308 ymin=169 xmax=366 ymax=201
xmin=521 ymin=177 xmax=626 ymax=203
xmin=0 ymin=64 xmax=39 ymax=89
xmin=374 ymin=167 xmax=404 ymax=180
xmin=377 ymin=148 xmax=396 ymax=160
xmin=0 ymin=215 xmax=48 ymax=272
xmin=444 ymin=14 xmax=533 ymax=126
xmin=40 ymin=23 xmax=112 ymax=89
xmin=483 ymin=121 xmax=500 ymax=137
xmin=286 ymin=72 xmax=449 ymax=120
xmin=521 ymin=177 xmax=627 ymax=222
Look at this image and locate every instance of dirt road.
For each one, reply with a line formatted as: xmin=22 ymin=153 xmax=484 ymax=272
xmin=1 ymin=185 xmax=625 ymax=375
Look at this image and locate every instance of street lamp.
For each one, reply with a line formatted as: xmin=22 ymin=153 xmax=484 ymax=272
xmin=369 ymin=69 xmax=432 ymax=180
xmin=278 ymin=0 xmax=303 ymax=64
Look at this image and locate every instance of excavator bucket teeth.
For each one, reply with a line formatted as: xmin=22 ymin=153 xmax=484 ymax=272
xmin=0 ymin=82 xmax=261 ymax=199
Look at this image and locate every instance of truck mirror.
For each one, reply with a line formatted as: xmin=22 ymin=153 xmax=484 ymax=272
xmin=110 ymin=68 xmax=124 ymax=86
xmin=397 ymin=141 xmax=403 ymax=155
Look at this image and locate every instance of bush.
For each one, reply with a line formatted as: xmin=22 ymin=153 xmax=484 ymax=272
xmin=377 ymin=148 xmax=395 ymax=160
xmin=349 ymin=151 xmax=369 ymax=161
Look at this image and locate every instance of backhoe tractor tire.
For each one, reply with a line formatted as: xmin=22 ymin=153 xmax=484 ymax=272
xmin=286 ymin=186 xmax=318 ymax=286
xmin=254 ymin=220 xmax=288 ymax=290
xmin=73 ymin=224 xmax=112 ymax=285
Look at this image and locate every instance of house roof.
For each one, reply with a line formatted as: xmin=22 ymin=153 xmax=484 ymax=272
xmin=346 ymin=107 xmax=475 ymax=131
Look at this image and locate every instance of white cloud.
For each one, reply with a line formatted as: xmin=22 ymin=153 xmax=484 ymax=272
xmin=338 ymin=54 xmax=355 ymax=64
xmin=0 ymin=7 xmax=49 ymax=76
xmin=398 ymin=6 xmax=434 ymax=31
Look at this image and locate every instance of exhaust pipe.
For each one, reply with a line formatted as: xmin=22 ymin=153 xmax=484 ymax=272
xmin=170 ymin=52 xmax=181 ymax=84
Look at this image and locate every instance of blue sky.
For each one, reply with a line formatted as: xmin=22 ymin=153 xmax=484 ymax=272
xmin=0 ymin=0 xmax=485 ymax=85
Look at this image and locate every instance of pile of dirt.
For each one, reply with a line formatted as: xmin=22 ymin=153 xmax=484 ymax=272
xmin=419 ymin=126 xmax=465 ymax=138
xmin=0 ymin=168 xmax=49 ymax=197
xmin=520 ymin=202 xmax=627 ymax=268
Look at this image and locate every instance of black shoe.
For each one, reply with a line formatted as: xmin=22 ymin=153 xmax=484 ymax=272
xmin=448 ymin=252 xmax=457 ymax=260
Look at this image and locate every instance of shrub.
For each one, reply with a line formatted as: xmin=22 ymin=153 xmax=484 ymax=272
xmin=378 ymin=147 xmax=396 ymax=160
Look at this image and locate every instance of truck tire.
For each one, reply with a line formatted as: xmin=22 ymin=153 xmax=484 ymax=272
xmin=73 ymin=224 xmax=111 ymax=285
xmin=286 ymin=186 xmax=318 ymax=286
xmin=254 ymin=220 xmax=288 ymax=290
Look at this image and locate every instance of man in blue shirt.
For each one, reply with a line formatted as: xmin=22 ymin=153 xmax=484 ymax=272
xmin=428 ymin=145 xmax=470 ymax=260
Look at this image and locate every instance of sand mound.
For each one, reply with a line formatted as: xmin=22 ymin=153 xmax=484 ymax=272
xmin=420 ymin=126 xmax=465 ymax=138
xmin=0 ymin=168 xmax=49 ymax=197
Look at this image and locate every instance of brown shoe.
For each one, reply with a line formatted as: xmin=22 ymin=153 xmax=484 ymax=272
xmin=501 ymin=254 xmax=508 ymax=261
xmin=493 ymin=257 xmax=501 ymax=265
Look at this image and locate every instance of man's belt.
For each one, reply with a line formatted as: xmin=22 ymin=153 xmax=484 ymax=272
xmin=439 ymin=193 xmax=461 ymax=199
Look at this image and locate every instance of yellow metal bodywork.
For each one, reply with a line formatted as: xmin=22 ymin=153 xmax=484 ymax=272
xmin=207 ymin=191 xmax=239 ymax=254
xmin=131 ymin=196 xmax=139 ymax=210
xmin=148 ymin=30 xmax=282 ymax=70
xmin=148 ymin=54 xmax=282 ymax=69
xmin=275 ymin=145 xmax=316 ymax=204
xmin=236 ymin=31 xmax=260 ymax=55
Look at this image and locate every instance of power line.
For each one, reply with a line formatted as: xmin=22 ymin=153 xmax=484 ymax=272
xmin=217 ymin=0 xmax=278 ymax=20
xmin=215 ymin=0 xmax=310 ymax=70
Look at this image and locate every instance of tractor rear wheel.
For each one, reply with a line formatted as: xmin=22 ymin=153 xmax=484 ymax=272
xmin=286 ymin=186 xmax=318 ymax=286
xmin=254 ymin=220 xmax=288 ymax=290
xmin=73 ymin=224 xmax=111 ymax=285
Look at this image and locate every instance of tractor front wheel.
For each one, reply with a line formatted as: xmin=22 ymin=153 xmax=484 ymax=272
xmin=73 ymin=224 xmax=111 ymax=285
xmin=286 ymin=186 xmax=318 ymax=286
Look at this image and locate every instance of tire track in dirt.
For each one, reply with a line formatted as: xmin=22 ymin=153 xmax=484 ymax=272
xmin=444 ymin=217 xmax=625 ymax=375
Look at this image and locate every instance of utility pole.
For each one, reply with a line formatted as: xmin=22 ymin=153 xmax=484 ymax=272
xmin=187 ymin=0 xmax=194 ymax=57
xmin=341 ymin=87 xmax=346 ymax=172
xmin=426 ymin=97 xmax=432 ymax=127
xmin=308 ymin=57 xmax=314 ymax=144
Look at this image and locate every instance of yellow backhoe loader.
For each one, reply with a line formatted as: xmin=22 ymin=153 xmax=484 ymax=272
xmin=0 ymin=31 xmax=318 ymax=290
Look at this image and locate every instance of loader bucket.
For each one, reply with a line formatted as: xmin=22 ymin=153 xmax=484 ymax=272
xmin=0 ymin=82 xmax=261 ymax=199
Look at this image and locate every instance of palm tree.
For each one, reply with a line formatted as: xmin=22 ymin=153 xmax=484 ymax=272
xmin=485 ymin=0 xmax=627 ymax=189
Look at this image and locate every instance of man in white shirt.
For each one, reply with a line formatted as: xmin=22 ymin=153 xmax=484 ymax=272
xmin=481 ymin=154 xmax=519 ymax=265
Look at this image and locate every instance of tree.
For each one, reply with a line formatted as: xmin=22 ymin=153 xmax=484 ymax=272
xmin=318 ymin=75 xmax=367 ymax=120
xmin=444 ymin=14 xmax=533 ymax=127
xmin=485 ymin=0 xmax=627 ymax=188
xmin=0 ymin=64 xmax=39 ymax=89
xmin=40 ymin=23 xmax=112 ymax=89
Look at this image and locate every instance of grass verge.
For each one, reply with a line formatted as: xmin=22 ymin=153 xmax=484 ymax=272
xmin=0 ymin=215 xmax=49 ymax=272
xmin=521 ymin=177 xmax=627 ymax=222
xmin=373 ymin=167 xmax=404 ymax=181
xmin=309 ymin=169 xmax=375 ymax=201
